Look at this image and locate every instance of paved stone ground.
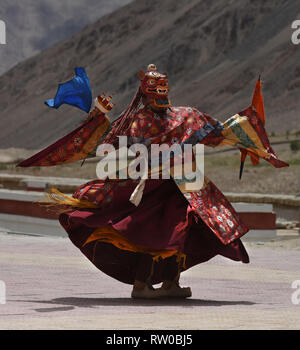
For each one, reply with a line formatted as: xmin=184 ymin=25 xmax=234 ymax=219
xmin=0 ymin=232 xmax=299 ymax=330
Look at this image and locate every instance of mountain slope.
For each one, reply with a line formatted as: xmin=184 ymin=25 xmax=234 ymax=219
xmin=0 ymin=0 xmax=133 ymax=74
xmin=0 ymin=0 xmax=299 ymax=149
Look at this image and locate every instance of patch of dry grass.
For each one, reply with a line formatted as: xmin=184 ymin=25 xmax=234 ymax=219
xmin=204 ymin=143 xmax=300 ymax=195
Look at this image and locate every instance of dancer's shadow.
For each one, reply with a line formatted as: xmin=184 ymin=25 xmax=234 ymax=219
xmin=15 ymin=297 xmax=256 ymax=313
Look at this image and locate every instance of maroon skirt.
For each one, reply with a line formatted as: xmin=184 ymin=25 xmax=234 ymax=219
xmin=59 ymin=179 xmax=249 ymax=285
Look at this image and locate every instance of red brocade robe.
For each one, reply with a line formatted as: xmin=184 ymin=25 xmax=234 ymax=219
xmin=18 ymin=104 xmax=288 ymax=284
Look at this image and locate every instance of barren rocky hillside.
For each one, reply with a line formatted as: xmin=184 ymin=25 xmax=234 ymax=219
xmin=0 ymin=0 xmax=299 ymax=149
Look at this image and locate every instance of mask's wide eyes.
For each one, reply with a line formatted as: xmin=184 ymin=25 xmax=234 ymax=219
xmin=148 ymin=79 xmax=156 ymax=86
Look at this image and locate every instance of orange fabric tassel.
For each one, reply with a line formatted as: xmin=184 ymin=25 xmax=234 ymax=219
xmin=83 ymin=226 xmax=178 ymax=260
xmin=43 ymin=188 xmax=99 ymax=209
xmin=239 ymin=77 xmax=265 ymax=173
xmin=251 ymin=78 xmax=265 ymax=126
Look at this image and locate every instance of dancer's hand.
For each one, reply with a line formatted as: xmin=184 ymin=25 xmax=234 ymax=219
xmin=84 ymin=93 xmax=115 ymax=122
xmin=95 ymin=93 xmax=115 ymax=114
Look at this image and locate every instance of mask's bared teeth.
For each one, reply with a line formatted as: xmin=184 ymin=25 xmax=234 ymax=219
xmin=157 ymin=88 xmax=167 ymax=94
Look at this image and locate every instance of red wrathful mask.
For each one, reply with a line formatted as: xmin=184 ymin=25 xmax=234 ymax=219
xmin=139 ymin=64 xmax=171 ymax=109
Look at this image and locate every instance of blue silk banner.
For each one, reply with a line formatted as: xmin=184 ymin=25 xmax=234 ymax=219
xmin=45 ymin=67 xmax=92 ymax=113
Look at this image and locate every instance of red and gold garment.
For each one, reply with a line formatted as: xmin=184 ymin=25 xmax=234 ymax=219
xmin=70 ymin=104 xmax=286 ymax=246
xmin=18 ymin=80 xmax=288 ymax=284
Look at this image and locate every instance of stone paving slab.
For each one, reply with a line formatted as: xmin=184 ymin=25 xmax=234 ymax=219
xmin=0 ymin=232 xmax=299 ymax=330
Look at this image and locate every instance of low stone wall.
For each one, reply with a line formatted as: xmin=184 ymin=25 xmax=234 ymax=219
xmin=226 ymin=192 xmax=300 ymax=223
xmin=0 ymin=173 xmax=298 ymax=227
xmin=225 ymin=192 xmax=300 ymax=207
xmin=0 ymin=173 xmax=89 ymax=193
